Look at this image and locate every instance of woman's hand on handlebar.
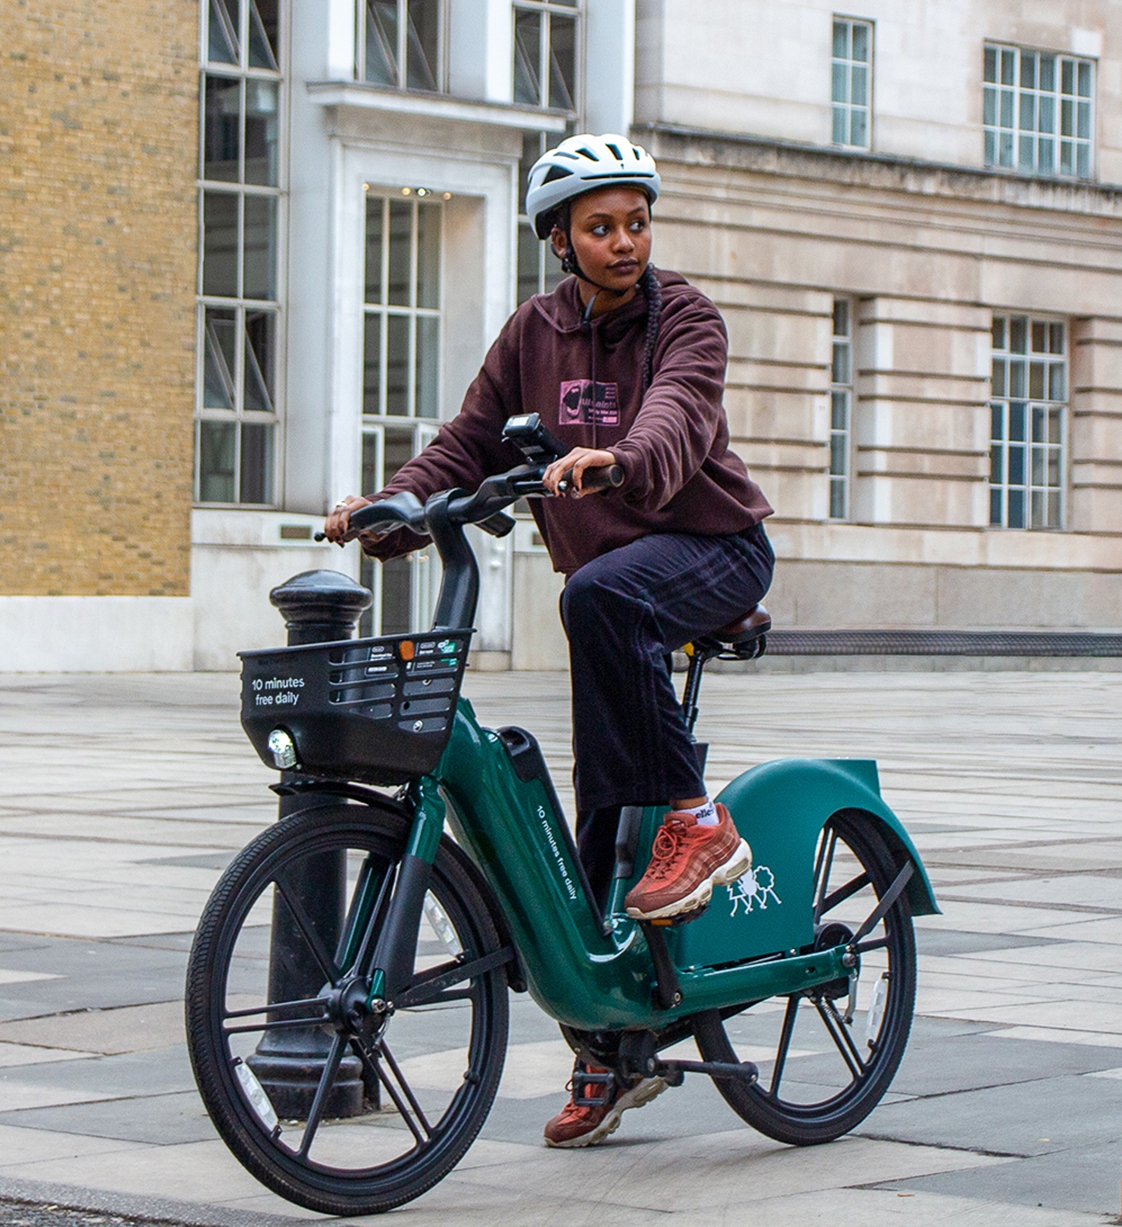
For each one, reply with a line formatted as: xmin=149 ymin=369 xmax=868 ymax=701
xmin=543 ymin=447 xmax=618 ymax=497
xmin=323 ymin=495 xmax=383 ymax=548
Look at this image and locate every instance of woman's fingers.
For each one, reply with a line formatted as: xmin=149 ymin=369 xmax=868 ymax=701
xmin=543 ymin=447 xmax=617 ymax=496
xmin=323 ymin=495 xmax=373 ymax=544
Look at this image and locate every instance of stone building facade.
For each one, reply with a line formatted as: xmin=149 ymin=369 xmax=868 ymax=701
xmin=1 ymin=0 xmax=1119 ymax=670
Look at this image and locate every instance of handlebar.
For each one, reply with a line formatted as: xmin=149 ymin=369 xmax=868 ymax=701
xmin=312 ymin=457 xmax=624 ymax=631
xmin=313 ymin=461 xmax=623 ymax=543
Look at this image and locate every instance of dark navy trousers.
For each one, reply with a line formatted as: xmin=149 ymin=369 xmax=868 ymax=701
xmin=560 ymin=523 xmax=775 ymax=908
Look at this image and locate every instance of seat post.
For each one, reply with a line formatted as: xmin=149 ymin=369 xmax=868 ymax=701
xmin=680 ymin=642 xmax=718 ymax=741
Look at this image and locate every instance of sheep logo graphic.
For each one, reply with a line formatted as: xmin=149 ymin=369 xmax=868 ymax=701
xmin=728 ymin=865 xmax=781 ymax=916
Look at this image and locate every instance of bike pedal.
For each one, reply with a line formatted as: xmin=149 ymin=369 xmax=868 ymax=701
xmin=648 ymin=901 xmax=710 ymax=928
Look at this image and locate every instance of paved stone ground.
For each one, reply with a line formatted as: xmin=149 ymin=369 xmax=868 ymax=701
xmin=0 ymin=668 xmax=1120 ymax=1225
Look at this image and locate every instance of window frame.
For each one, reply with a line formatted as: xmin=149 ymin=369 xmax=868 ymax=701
xmin=828 ymin=297 xmax=855 ymax=521
xmin=361 ymin=189 xmax=445 ymax=422
xmin=983 ymin=43 xmax=1095 ymax=179
xmin=196 ymin=0 xmax=286 ymax=508
xmin=988 ymin=314 xmax=1068 ymax=531
xmin=515 ymin=130 xmax=569 ymax=305
xmin=831 ymin=15 xmax=873 ymax=150
xmin=355 ymin=0 xmax=448 ymax=93
xmin=512 ymin=0 xmax=581 ymax=114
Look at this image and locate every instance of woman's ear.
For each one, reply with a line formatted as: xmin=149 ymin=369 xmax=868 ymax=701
xmin=549 ymin=225 xmax=568 ymax=261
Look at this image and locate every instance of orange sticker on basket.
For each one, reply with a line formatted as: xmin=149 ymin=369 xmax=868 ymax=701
xmin=399 ymin=640 xmax=415 ymax=661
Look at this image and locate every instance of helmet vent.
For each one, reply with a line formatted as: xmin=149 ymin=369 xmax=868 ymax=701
xmin=543 ymin=165 xmax=573 ymax=183
xmin=576 ymin=146 xmax=596 ymax=160
xmin=605 ymin=142 xmax=622 ymax=160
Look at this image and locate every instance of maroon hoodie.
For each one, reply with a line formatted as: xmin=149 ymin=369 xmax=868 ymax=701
xmin=365 ymin=269 xmax=773 ymax=575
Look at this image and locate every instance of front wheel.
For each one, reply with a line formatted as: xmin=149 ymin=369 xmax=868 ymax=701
xmin=694 ymin=810 xmax=916 ymax=1145
xmin=185 ymin=802 xmax=509 ymax=1215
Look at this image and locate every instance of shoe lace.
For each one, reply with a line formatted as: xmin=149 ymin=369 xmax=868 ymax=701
xmin=645 ymin=816 xmax=693 ymax=881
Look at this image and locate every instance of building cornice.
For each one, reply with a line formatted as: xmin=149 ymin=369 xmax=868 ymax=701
xmin=636 ymin=122 xmax=1122 ymax=217
xmin=306 ymin=81 xmax=569 ymax=133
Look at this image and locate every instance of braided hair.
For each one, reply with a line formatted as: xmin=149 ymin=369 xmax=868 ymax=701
xmin=639 ymin=263 xmax=662 ymax=396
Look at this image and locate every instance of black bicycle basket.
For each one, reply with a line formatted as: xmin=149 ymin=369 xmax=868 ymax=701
xmin=239 ymin=630 xmax=472 ymax=785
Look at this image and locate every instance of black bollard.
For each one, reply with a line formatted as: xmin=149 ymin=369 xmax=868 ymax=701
xmin=246 ymin=570 xmax=374 ymax=1119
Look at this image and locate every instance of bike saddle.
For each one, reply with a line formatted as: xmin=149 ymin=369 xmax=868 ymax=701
xmin=713 ymin=603 xmax=771 ymax=646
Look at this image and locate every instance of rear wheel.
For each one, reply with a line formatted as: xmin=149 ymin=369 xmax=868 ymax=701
xmin=693 ymin=811 xmax=915 ymax=1145
xmin=185 ymin=802 xmax=509 ymax=1215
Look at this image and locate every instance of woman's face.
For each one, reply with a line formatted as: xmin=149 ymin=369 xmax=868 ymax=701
xmin=552 ymin=187 xmax=652 ymax=300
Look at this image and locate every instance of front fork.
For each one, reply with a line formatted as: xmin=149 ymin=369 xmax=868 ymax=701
xmin=365 ymin=781 xmax=445 ymax=1013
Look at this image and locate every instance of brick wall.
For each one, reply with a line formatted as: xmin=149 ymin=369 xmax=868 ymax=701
xmin=0 ymin=0 xmax=197 ymax=596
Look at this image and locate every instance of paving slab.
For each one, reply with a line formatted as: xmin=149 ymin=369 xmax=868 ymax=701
xmin=0 ymin=669 xmax=1119 ymax=1223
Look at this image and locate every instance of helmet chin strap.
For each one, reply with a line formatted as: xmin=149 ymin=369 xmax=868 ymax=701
xmin=558 ymin=234 xmax=636 ymax=320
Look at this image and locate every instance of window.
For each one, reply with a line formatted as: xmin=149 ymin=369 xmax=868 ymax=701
xmin=984 ymin=45 xmax=1093 ymax=177
xmin=197 ymin=0 xmax=283 ymax=505
xmin=516 ymin=132 xmax=568 ymax=305
xmin=831 ymin=17 xmax=871 ymax=148
xmin=357 ymin=0 xmax=444 ymax=91
xmin=829 ymin=299 xmax=853 ymax=519
xmin=513 ymin=1 xmax=578 ymax=111
xmin=360 ymin=191 xmax=444 ymax=633
xmin=362 ymin=192 xmax=442 ymax=418
xmin=989 ymin=316 xmax=1066 ymax=529
xmin=359 ymin=426 xmax=439 ymax=636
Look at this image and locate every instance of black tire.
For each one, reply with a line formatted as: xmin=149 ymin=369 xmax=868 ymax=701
xmin=693 ymin=810 xmax=915 ymax=1145
xmin=185 ymin=802 xmax=509 ymax=1215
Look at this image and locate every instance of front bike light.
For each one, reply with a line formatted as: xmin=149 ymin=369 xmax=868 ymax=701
xmin=267 ymin=728 xmax=298 ymax=770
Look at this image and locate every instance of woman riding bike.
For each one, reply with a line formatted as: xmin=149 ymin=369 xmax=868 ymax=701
xmin=325 ymin=132 xmax=775 ymax=1148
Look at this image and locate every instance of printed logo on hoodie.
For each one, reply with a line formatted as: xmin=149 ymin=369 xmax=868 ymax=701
xmin=558 ymin=380 xmax=620 ymax=427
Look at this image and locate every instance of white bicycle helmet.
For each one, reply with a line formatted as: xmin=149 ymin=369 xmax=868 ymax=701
xmin=526 ymin=133 xmax=661 ymax=238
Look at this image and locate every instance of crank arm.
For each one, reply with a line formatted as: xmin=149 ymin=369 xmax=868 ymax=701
xmin=652 ymin=1058 xmax=759 ymax=1088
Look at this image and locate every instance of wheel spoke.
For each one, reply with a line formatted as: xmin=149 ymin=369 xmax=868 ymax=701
xmin=273 ymin=873 xmax=342 ymax=984
xmin=818 ymin=870 xmax=870 ymax=917
xmin=297 ymin=1031 xmax=349 ymax=1159
xmin=814 ymin=996 xmax=865 ymax=1079
xmin=224 ymin=1015 xmax=330 ymax=1037
xmin=812 ymin=828 xmax=838 ymax=921
xmin=349 ymin=1031 xmax=430 ymax=1144
xmin=224 ymin=996 xmax=330 ymax=1022
xmin=769 ymin=995 xmax=800 ymax=1096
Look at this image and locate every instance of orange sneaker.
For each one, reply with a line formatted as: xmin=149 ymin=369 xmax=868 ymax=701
xmin=543 ymin=1062 xmax=668 ymax=1148
xmin=624 ymin=803 xmax=751 ymax=921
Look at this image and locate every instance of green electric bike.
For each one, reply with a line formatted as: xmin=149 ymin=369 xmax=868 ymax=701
xmin=185 ymin=416 xmax=938 ymax=1216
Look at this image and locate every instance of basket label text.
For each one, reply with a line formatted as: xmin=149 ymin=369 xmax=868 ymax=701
xmin=251 ymin=675 xmax=305 ymax=708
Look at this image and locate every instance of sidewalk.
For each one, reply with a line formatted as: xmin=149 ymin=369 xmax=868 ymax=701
xmin=0 ymin=668 xmax=1120 ymax=1225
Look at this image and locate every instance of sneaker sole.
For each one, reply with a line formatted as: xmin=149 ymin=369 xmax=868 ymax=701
xmin=625 ymin=839 xmax=752 ymax=922
xmin=543 ymin=1076 xmax=669 ymax=1149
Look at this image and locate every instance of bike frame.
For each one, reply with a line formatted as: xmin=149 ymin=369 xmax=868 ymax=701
xmin=285 ymin=472 xmax=938 ymax=1036
xmin=346 ymin=697 xmax=938 ymax=1034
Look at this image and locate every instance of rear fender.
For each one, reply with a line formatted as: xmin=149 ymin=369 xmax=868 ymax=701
xmin=662 ymin=758 xmax=938 ymax=972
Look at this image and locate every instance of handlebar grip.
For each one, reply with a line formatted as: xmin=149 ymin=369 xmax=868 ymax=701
xmin=558 ymin=463 xmax=624 ymax=493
